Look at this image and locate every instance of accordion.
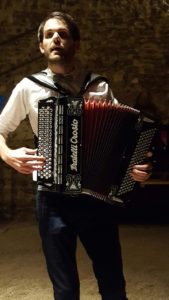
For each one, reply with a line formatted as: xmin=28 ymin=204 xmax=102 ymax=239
xmin=37 ymin=96 xmax=156 ymax=205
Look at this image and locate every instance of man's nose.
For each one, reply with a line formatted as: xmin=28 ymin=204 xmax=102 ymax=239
xmin=53 ymin=32 xmax=61 ymax=42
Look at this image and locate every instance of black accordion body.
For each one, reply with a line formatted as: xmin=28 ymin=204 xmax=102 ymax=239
xmin=37 ymin=96 xmax=156 ymax=205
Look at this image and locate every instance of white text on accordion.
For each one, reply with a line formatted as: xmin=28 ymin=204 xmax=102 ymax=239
xmin=70 ymin=118 xmax=79 ymax=171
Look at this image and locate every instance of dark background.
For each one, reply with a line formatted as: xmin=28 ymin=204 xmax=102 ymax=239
xmin=0 ymin=0 xmax=169 ymax=222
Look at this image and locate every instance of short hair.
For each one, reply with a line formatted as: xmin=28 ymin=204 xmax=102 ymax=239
xmin=37 ymin=11 xmax=80 ymax=43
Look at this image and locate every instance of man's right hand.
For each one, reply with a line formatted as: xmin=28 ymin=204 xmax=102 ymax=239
xmin=2 ymin=147 xmax=45 ymax=174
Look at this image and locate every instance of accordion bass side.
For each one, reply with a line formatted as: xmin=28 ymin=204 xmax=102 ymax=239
xmin=37 ymin=96 xmax=156 ymax=205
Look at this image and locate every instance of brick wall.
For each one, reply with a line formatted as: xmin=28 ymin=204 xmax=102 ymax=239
xmin=0 ymin=0 xmax=169 ymax=216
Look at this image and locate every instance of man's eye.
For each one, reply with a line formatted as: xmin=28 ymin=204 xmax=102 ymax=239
xmin=45 ymin=32 xmax=54 ymax=38
xmin=59 ymin=31 xmax=69 ymax=39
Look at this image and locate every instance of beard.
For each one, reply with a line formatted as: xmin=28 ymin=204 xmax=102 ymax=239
xmin=46 ymin=47 xmax=76 ymax=66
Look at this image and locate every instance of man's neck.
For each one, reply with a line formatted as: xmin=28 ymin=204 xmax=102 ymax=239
xmin=48 ymin=62 xmax=75 ymax=75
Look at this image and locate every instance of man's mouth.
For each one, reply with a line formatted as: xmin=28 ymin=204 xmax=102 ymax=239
xmin=51 ymin=47 xmax=63 ymax=53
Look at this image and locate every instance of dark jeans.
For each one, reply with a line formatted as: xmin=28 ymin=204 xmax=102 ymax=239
xmin=36 ymin=191 xmax=128 ymax=300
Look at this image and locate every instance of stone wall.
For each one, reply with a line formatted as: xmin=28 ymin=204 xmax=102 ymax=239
xmin=0 ymin=0 xmax=169 ymax=216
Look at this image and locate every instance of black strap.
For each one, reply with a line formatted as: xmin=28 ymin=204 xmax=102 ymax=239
xmin=27 ymin=74 xmax=73 ymax=95
xmin=27 ymin=75 xmax=57 ymax=91
xmin=78 ymin=73 xmax=108 ymax=96
xmin=27 ymin=72 xmax=108 ymax=97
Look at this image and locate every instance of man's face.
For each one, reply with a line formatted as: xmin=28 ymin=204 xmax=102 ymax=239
xmin=39 ymin=18 xmax=79 ymax=65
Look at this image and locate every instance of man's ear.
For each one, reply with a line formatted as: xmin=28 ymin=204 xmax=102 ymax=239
xmin=39 ymin=43 xmax=45 ymax=54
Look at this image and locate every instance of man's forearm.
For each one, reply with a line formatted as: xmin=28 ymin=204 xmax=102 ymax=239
xmin=0 ymin=134 xmax=45 ymax=174
xmin=0 ymin=134 xmax=11 ymax=162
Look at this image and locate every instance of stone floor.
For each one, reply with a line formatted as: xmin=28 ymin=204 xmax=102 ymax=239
xmin=0 ymin=216 xmax=169 ymax=300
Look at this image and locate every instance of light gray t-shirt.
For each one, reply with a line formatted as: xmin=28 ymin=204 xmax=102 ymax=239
xmin=0 ymin=68 xmax=117 ymax=138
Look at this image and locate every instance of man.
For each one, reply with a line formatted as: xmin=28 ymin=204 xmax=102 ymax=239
xmin=0 ymin=11 xmax=151 ymax=300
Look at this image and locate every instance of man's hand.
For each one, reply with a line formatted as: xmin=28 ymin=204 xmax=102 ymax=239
xmin=131 ymin=163 xmax=152 ymax=182
xmin=2 ymin=147 xmax=45 ymax=174
xmin=130 ymin=152 xmax=153 ymax=182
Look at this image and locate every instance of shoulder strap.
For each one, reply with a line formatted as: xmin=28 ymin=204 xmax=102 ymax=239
xmin=27 ymin=74 xmax=57 ymax=92
xmin=78 ymin=72 xmax=108 ymax=96
xmin=26 ymin=72 xmax=73 ymax=96
xmin=27 ymin=71 xmax=108 ymax=97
